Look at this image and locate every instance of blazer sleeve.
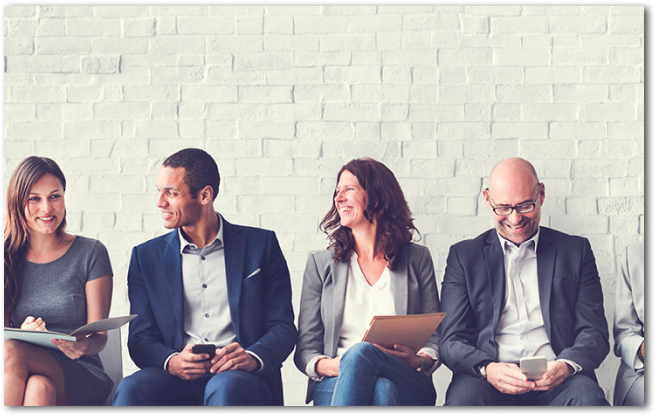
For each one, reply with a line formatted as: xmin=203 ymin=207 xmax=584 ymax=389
xmin=613 ymin=244 xmax=644 ymax=369
xmin=294 ymin=252 xmax=328 ymax=375
xmin=416 ymin=245 xmax=441 ymax=354
xmin=555 ymin=238 xmax=610 ymax=371
xmin=243 ymin=231 xmax=298 ymax=373
xmin=126 ymin=246 xmax=178 ymax=369
xmin=439 ymin=244 xmax=496 ymax=376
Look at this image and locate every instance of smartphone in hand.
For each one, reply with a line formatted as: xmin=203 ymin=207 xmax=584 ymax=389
xmin=191 ymin=344 xmax=216 ymax=359
xmin=520 ymin=356 xmax=547 ymax=380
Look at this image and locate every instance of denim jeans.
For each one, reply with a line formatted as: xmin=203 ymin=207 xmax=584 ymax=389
xmin=313 ymin=342 xmax=436 ymax=406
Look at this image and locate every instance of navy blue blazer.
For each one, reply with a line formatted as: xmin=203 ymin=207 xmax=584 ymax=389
xmin=126 ymin=217 xmax=297 ymax=405
xmin=439 ymin=226 xmax=609 ymax=379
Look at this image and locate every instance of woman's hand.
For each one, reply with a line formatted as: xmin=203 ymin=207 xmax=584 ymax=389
xmin=51 ymin=337 xmax=90 ymax=360
xmin=20 ymin=316 xmax=48 ymax=331
xmin=316 ymin=356 xmax=341 ymax=377
xmin=374 ymin=343 xmax=428 ymax=370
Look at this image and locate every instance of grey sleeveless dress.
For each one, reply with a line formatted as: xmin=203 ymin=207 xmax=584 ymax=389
xmin=10 ymin=236 xmax=114 ymax=405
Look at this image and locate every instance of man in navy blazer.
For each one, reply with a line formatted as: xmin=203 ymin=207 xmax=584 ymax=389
xmin=112 ymin=148 xmax=297 ymax=406
xmin=439 ymin=157 xmax=609 ymax=406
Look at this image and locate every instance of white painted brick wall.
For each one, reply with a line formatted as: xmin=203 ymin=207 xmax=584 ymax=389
xmin=3 ymin=6 xmax=644 ymax=406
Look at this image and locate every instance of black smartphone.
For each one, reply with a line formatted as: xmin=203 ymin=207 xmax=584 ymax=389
xmin=191 ymin=344 xmax=216 ymax=358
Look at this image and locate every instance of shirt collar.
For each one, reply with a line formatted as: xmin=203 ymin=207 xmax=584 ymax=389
xmin=496 ymin=227 xmax=540 ymax=253
xmin=178 ymin=213 xmax=223 ymax=254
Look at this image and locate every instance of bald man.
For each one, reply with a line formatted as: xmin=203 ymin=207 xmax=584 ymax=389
xmin=439 ymin=158 xmax=609 ymax=406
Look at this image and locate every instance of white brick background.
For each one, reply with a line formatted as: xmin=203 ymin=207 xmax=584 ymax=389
xmin=3 ymin=5 xmax=644 ymax=406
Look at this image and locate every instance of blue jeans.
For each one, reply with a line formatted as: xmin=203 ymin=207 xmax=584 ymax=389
xmin=313 ymin=342 xmax=436 ymax=406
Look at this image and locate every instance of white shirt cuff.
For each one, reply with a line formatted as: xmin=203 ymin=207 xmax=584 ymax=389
xmin=245 ymin=350 xmax=266 ymax=375
xmin=557 ymin=358 xmax=582 ymax=375
xmin=164 ymin=352 xmax=179 ymax=372
xmin=418 ymin=347 xmax=440 ymax=375
xmin=633 ymin=351 xmax=645 ymax=373
xmin=306 ymin=355 xmax=330 ymax=381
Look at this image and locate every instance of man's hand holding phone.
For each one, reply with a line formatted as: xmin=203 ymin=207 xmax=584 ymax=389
xmin=167 ymin=343 xmax=215 ymax=381
xmin=531 ymin=360 xmax=574 ymax=391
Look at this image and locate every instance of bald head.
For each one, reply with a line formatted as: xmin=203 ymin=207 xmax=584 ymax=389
xmin=488 ymin=157 xmax=539 ymax=196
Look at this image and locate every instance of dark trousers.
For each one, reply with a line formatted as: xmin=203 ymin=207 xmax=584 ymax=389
xmin=111 ymin=367 xmax=272 ymax=406
xmin=445 ymin=374 xmax=609 ymax=406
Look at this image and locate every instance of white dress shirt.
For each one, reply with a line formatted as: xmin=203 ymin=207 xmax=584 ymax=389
xmin=163 ymin=214 xmax=264 ymax=373
xmin=495 ymin=229 xmax=581 ymax=373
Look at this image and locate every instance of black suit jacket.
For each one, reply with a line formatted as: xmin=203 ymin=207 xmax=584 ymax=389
xmin=439 ymin=226 xmax=609 ymax=379
xmin=126 ymin=217 xmax=298 ymax=405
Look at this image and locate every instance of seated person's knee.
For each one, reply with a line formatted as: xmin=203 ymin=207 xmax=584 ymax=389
xmin=342 ymin=342 xmax=378 ymax=361
xmin=26 ymin=375 xmax=57 ymax=399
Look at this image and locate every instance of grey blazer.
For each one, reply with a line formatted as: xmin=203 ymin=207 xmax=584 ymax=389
xmin=294 ymin=243 xmax=441 ymax=404
xmin=613 ymin=242 xmax=644 ymax=406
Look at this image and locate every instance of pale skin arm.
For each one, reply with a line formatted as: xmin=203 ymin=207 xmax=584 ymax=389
xmin=51 ymin=274 xmax=113 ymax=359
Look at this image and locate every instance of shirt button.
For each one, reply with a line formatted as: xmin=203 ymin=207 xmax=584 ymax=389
xmin=205 ymin=313 xmax=210 ymax=318
xmin=202 ymin=284 xmax=207 ymax=289
xmin=201 ymin=256 xmax=206 ymax=261
xmin=204 ymin=338 xmax=209 ymax=342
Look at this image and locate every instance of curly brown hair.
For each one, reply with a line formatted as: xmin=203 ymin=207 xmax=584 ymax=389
xmin=319 ymin=158 xmax=419 ymax=270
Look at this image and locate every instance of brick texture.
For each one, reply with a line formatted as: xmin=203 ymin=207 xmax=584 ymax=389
xmin=3 ymin=6 xmax=644 ymax=405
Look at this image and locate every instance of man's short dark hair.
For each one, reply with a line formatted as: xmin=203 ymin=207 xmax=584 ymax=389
xmin=162 ymin=148 xmax=220 ymax=201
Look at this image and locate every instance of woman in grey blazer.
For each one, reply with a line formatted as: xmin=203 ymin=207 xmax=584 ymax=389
xmin=294 ymin=158 xmax=440 ymax=406
xmin=613 ymin=242 xmax=644 ymax=406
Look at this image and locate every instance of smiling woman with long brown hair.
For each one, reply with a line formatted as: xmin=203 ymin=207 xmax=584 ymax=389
xmin=294 ymin=157 xmax=442 ymax=406
xmin=4 ymin=156 xmax=114 ymax=406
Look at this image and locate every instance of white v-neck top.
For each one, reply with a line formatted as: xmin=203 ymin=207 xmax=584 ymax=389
xmin=335 ymin=253 xmax=396 ymax=357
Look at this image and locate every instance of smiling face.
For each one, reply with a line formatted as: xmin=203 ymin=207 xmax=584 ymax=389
xmin=484 ymin=158 xmax=544 ymax=245
xmin=156 ymin=166 xmax=203 ymax=230
xmin=24 ymin=173 xmax=66 ymax=237
xmin=334 ymin=170 xmax=370 ymax=230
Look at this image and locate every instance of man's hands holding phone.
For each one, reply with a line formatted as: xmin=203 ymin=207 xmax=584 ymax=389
xmin=485 ymin=359 xmax=573 ymax=394
xmin=168 ymin=343 xmax=259 ymax=381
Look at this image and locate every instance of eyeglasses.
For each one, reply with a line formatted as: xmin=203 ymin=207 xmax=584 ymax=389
xmin=485 ymin=186 xmax=541 ymax=216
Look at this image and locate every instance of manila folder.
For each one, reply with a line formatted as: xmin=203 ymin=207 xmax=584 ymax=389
xmin=361 ymin=312 xmax=445 ymax=353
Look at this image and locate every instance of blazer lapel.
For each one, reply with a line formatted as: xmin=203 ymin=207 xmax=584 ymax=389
xmin=160 ymin=231 xmax=185 ymax=349
xmin=484 ymin=231 xmax=506 ymax=329
xmin=390 ymin=250 xmax=408 ymax=315
xmin=222 ymin=218 xmax=246 ymax=340
xmin=536 ymin=227 xmax=555 ymax=338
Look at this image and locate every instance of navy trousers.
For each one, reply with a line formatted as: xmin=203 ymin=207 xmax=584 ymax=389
xmin=445 ymin=373 xmax=609 ymax=406
xmin=111 ymin=367 xmax=272 ymax=406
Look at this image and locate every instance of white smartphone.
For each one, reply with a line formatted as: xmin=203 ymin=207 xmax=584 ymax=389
xmin=520 ymin=356 xmax=547 ymax=380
